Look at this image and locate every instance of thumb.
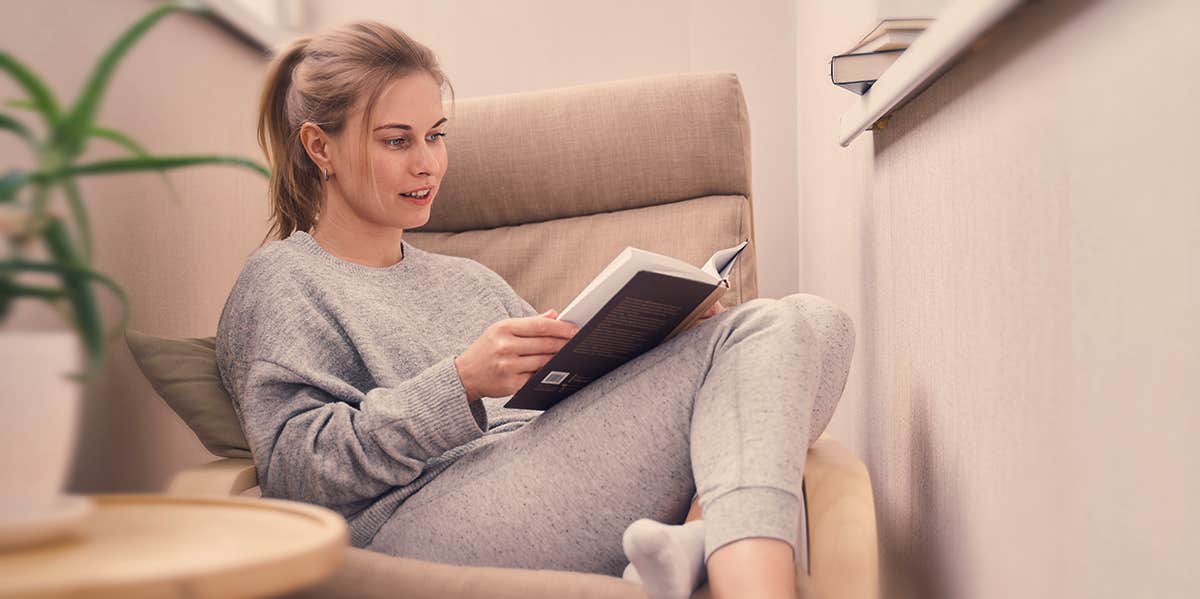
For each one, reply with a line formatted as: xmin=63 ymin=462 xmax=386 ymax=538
xmin=540 ymin=309 xmax=558 ymax=318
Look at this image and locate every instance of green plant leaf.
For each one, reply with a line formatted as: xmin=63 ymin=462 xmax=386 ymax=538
xmin=33 ymin=154 xmax=270 ymax=180
xmin=4 ymin=222 xmax=131 ymax=381
xmin=0 ymin=171 xmax=28 ymax=203
xmin=89 ymin=125 xmax=150 ymax=155
xmin=40 ymin=218 xmax=104 ymax=379
xmin=5 ymin=99 xmax=39 ymax=112
xmin=56 ymin=2 xmax=183 ymax=158
xmin=0 ymin=279 xmax=65 ymax=300
xmin=89 ymin=125 xmax=179 ymax=201
xmin=0 ymin=52 xmax=61 ymax=128
xmin=0 ymin=257 xmax=129 ymax=336
xmin=61 ymin=179 xmax=93 ymax=263
xmin=0 ymin=273 xmax=12 ymax=319
xmin=0 ymin=111 xmax=37 ymax=148
xmin=29 ymin=182 xmax=51 ymax=227
xmin=0 ymin=261 xmax=131 ymax=339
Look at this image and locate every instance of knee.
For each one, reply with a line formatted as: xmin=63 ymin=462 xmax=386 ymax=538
xmin=726 ymin=297 xmax=818 ymax=347
xmin=779 ymin=294 xmax=855 ymax=439
xmin=778 ymin=294 xmax=856 ymax=358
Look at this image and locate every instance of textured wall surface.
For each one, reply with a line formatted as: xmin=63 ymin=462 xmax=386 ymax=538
xmin=797 ymin=0 xmax=1199 ymax=597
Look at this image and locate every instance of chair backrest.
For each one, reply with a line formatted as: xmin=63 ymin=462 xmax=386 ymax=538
xmin=406 ymin=72 xmax=759 ymax=311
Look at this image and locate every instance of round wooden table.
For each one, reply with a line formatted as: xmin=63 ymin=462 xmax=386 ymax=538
xmin=0 ymin=494 xmax=348 ymax=599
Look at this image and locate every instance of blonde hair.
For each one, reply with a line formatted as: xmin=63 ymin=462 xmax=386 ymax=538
xmin=257 ymin=21 xmax=454 ymax=242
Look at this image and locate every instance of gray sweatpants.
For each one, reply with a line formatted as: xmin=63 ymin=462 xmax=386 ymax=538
xmin=365 ymin=293 xmax=854 ymax=576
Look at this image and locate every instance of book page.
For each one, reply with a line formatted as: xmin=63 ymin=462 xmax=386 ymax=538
xmin=557 ymin=240 xmax=749 ymax=327
xmin=557 ymin=248 xmax=711 ymax=325
xmin=701 ymin=240 xmax=750 ymax=280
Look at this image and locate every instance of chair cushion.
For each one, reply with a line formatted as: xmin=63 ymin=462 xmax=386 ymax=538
xmin=408 ymin=194 xmax=758 ymax=313
xmin=417 ymin=72 xmax=752 ymax=232
xmin=125 ymin=329 xmax=250 ymax=459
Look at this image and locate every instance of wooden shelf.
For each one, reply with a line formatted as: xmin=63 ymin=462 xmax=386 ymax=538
xmin=838 ymin=0 xmax=1024 ymax=147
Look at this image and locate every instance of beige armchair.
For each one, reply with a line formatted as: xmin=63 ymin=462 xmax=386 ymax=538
xmin=146 ymin=73 xmax=878 ymax=599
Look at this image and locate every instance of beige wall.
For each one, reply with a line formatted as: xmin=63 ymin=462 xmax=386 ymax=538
xmin=798 ymin=0 xmax=1199 ymax=597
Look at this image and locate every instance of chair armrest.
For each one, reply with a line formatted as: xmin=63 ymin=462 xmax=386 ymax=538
xmin=167 ymin=458 xmax=259 ymax=497
xmin=798 ymin=434 xmax=880 ymax=599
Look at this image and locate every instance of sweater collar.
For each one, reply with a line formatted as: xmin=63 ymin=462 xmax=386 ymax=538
xmin=286 ymin=230 xmax=419 ymax=276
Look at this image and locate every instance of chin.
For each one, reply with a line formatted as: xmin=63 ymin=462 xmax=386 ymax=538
xmin=401 ymin=210 xmax=432 ymax=229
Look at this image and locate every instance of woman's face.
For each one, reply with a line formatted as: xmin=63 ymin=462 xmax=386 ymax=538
xmin=328 ymin=71 xmax=448 ymax=230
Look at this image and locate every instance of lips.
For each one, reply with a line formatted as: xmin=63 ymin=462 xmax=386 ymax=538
xmin=399 ymin=185 xmax=434 ymax=205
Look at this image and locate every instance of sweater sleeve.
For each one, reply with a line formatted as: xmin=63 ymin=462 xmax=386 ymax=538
xmin=215 ymin=252 xmax=490 ymax=513
xmin=229 ymin=354 xmax=487 ymax=511
xmin=472 ymin=261 xmax=541 ymax=319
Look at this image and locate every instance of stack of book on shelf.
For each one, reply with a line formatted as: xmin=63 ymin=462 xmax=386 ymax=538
xmin=831 ymin=18 xmax=934 ymax=95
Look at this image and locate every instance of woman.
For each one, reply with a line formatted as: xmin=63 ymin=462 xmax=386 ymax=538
xmin=215 ymin=21 xmax=850 ymax=599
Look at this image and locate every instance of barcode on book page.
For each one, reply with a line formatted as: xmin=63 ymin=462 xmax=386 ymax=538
xmin=541 ymin=371 xmax=570 ymax=385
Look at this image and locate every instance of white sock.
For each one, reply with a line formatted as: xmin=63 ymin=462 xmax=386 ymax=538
xmin=621 ymin=518 xmax=708 ymax=599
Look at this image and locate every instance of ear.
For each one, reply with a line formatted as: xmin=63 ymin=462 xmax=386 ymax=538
xmin=299 ymin=122 xmax=333 ymax=175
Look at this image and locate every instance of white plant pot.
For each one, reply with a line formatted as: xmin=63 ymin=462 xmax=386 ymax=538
xmin=0 ymin=330 xmax=83 ymax=509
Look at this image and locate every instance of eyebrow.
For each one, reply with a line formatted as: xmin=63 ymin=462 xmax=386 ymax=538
xmin=373 ymin=117 xmax=448 ymax=132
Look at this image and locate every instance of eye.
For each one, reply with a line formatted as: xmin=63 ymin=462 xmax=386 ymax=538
xmin=427 ymin=131 xmax=447 ymax=143
xmin=384 ymin=137 xmax=408 ymax=148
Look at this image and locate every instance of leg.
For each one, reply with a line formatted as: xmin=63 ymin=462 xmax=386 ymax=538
xmin=365 ymin=293 xmax=851 ymax=578
xmin=707 ymin=538 xmax=798 ymax=599
xmin=690 ymin=293 xmax=854 ymax=564
xmin=693 ymin=293 xmax=854 ymax=598
xmin=685 ymin=497 xmax=703 ymax=523
xmin=687 ymin=292 xmax=852 ymax=528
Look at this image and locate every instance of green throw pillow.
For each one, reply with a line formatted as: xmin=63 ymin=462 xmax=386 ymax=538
xmin=125 ymin=329 xmax=251 ymax=459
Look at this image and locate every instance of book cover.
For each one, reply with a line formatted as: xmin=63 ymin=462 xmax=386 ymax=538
xmin=851 ymin=18 xmax=935 ymax=50
xmin=851 ymin=29 xmax=926 ymax=53
xmin=504 ymin=270 xmax=726 ymax=411
xmin=833 ymin=80 xmax=876 ymax=96
xmin=830 ymin=48 xmax=905 ymax=95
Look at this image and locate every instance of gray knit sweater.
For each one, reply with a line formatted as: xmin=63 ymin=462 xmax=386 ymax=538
xmin=215 ymin=230 xmax=541 ymax=547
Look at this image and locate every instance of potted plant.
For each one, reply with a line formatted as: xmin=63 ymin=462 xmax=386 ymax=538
xmin=0 ymin=1 xmax=265 ymax=518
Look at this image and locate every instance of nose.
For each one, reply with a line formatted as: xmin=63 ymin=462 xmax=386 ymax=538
xmin=412 ymin=140 xmax=440 ymax=177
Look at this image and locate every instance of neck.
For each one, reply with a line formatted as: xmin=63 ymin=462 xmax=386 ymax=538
xmin=309 ymin=192 xmax=405 ymax=268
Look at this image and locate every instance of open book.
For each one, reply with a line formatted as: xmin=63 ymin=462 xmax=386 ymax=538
xmin=503 ymin=240 xmax=750 ymax=411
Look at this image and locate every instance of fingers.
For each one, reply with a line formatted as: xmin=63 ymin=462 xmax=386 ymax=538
xmin=700 ymin=301 xmax=728 ymax=320
xmin=510 ymin=335 xmax=571 ymax=356
xmin=508 ymin=312 xmax=580 ymax=339
xmin=494 ymin=336 xmax=568 ymax=357
xmin=510 ymin=353 xmax=555 ymax=373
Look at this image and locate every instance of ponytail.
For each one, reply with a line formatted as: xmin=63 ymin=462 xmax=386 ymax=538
xmin=257 ymin=37 xmax=320 ymax=243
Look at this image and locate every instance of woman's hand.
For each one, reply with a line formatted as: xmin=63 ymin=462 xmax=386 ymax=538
xmin=681 ymin=300 xmax=727 ymax=334
xmin=694 ymin=300 xmax=727 ymax=325
xmin=700 ymin=300 xmax=726 ymax=320
xmin=454 ymin=309 xmax=580 ymax=402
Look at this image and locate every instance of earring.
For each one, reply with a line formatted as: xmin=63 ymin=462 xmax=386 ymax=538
xmin=322 ymin=167 xmax=330 ymax=181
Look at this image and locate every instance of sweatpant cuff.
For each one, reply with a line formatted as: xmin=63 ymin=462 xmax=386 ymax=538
xmin=701 ymin=486 xmax=802 ymax=563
